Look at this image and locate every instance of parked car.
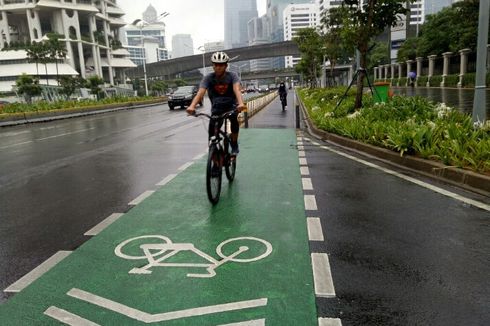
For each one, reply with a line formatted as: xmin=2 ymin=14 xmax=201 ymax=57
xmin=167 ymin=86 xmax=202 ymax=110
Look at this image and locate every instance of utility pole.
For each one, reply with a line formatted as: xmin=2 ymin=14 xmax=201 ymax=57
xmin=472 ymin=0 xmax=489 ymax=124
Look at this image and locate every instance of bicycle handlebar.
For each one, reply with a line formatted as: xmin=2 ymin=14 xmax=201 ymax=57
xmin=190 ymin=109 xmax=240 ymax=120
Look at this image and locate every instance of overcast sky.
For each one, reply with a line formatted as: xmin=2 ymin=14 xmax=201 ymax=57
xmin=117 ymin=0 xmax=266 ymax=52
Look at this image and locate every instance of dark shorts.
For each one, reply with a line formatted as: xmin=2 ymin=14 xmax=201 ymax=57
xmin=208 ymin=108 xmax=239 ymax=139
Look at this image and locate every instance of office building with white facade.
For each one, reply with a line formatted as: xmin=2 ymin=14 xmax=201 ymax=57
xmin=0 ymin=0 xmax=136 ymax=92
xmin=121 ymin=4 xmax=169 ymax=66
xmin=283 ymin=3 xmax=319 ymax=68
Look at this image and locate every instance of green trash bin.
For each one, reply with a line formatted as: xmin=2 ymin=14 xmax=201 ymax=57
xmin=373 ymin=82 xmax=390 ymax=103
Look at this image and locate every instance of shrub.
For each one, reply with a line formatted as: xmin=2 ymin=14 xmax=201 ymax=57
xmin=298 ymin=86 xmax=490 ymax=174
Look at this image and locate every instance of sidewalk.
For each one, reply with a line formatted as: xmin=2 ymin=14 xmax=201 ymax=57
xmin=0 ymin=129 xmax=318 ymax=325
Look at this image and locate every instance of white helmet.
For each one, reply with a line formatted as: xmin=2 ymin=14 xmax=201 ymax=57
xmin=211 ymin=51 xmax=229 ymax=64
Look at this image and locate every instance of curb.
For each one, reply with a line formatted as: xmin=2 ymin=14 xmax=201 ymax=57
xmin=297 ymin=95 xmax=490 ymax=197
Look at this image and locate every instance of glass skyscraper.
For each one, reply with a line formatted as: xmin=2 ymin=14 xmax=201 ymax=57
xmin=224 ymin=0 xmax=258 ymax=49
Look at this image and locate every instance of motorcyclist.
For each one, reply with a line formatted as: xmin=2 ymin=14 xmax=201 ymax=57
xmin=278 ymin=82 xmax=287 ymax=109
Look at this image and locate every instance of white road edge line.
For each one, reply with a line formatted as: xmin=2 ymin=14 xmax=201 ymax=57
xmin=156 ymin=174 xmax=177 ymax=186
xmin=193 ymin=153 xmax=206 ymax=161
xmin=178 ymin=161 xmax=194 ymax=171
xmin=298 ymin=150 xmax=306 ymax=157
xmin=304 ymin=195 xmax=318 ymax=211
xmin=311 ymin=253 xmax=336 ymax=298
xmin=44 ymin=306 xmax=100 ymax=326
xmin=318 ymin=317 xmax=343 ymax=326
xmin=299 ymin=157 xmax=308 ymax=166
xmin=318 ymin=144 xmax=490 ymax=212
xmin=307 ymin=217 xmax=324 ymax=241
xmin=84 ymin=213 xmax=124 ymax=236
xmin=5 ymin=251 xmax=72 ymax=293
xmin=128 ymin=190 xmax=155 ymax=206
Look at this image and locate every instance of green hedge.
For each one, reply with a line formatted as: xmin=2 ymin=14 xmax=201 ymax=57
xmin=298 ymin=87 xmax=490 ymax=174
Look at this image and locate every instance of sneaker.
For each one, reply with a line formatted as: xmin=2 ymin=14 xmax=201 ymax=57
xmin=230 ymin=143 xmax=239 ymax=155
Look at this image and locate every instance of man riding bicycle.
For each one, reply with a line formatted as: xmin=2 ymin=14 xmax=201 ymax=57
xmin=187 ymin=51 xmax=246 ymax=155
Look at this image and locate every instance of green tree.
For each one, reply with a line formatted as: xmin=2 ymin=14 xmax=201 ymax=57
xmin=15 ymin=74 xmax=42 ymax=104
xmin=335 ymin=0 xmax=412 ymax=108
xmin=321 ymin=7 xmax=353 ymax=85
xmin=46 ymin=34 xmax=68 ymax=84
xmin=396 ymin=37 xmax=418 ymax=62
xmin=368 ymin=41 xmax=390 ymax=71
xmin=293 ymin=28 xmax=324 ymax=87
xmin=86 ymin=75 xmax=104 ymax=100
xmin=26 ymin=41 xmax=46 ymax=80
xmin=417 ymin=0 xmax=481 ymax=57
xmin=58 ymin=75 xmax=85 ymax=99
xmin=150 ymin=80 xmax=168 ymax=96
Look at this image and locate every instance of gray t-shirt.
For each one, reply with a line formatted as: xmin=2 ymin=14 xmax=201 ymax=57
xmin=200 ymin=71 xmax=240 ymax=111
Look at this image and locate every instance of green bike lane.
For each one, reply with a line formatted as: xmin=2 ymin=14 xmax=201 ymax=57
xmin=0 ymin=129 xmax=317 ymax=325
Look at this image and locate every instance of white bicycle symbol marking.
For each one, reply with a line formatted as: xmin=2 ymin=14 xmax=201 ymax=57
xmin=114 ymin=235 xmax=273 ymax=278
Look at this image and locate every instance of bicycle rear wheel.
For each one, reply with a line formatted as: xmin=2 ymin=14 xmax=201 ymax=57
xmin=224 ymin=138 xmax=236 ymax=181
xmin=206 ymin=146 xmax=222 ymax=205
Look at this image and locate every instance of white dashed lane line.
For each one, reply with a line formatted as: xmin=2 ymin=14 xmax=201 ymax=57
xmin=297 ymin=133 xmax=342 ymax=326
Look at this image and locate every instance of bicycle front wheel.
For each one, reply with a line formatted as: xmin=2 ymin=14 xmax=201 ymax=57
xmin=206 ymin=145 xmax=222 ymax=205
xmin=224 ymin=138 xmax=236 ymax=182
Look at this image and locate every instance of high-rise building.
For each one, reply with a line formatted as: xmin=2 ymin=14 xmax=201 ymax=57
xmin=224 ymin=0 xmax=258 ymax=49
xmin=283 ymin=3 xmax=319 ymax=68
xmin=425 ymin=0 xmax=462 ymax=16
xmin=121 ymin=5 xmax=169 ymax=66
xmin=172 ymin=34 xmax=194 ymax=58
xmin=265 ymin=0 xmax=311 ymax=68
xmin=248 ymin=15 xmax=272 ymax=72
xmin=0 ymin=0 xmax=134 ymax=90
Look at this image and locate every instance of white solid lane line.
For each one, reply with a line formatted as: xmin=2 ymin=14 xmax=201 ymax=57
xmin=128 ymin=190 xmax=155 ymax=206
xmin=84 ymin=213 xmax=124 ymax=236
xmin=5 ymin=251 xmax=72 ymax=293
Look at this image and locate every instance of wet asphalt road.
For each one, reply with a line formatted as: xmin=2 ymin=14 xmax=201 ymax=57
xmin=1 ymin=91 xmax=489 ymax=325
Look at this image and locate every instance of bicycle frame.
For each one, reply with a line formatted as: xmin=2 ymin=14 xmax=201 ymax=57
xmin=193 ymin=110 xmax=238 ymax=204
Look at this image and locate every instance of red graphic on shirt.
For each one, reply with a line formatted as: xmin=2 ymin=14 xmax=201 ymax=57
xmin=214 ymin=83 xmax=229 ymax=95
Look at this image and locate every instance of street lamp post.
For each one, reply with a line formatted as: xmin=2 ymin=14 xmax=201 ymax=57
xmin=198 ymin=46 xmax=206 ymax=75
xmin=134 ymin=20 xmax=148 ymax=96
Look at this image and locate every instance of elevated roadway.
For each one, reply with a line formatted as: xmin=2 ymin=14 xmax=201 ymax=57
xmin=125 ymin=41 xmax=301 ymax=80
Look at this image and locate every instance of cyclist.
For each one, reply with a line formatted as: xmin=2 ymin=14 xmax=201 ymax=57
xmin=187 ymin=51 xmax=246 ymax=155
xmin=278 ymin=81 xmax=287 ymax=109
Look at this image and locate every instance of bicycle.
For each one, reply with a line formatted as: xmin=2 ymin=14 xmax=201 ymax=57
xmin=192 ymin=109 xmax=239 ymax=205
xmin=279 ymin=92 xmax=287 ymax=111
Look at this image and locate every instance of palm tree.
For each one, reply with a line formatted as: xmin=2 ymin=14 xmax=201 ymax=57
xmin=26 ymin=42 xmax=45 ymax=80
xmin=46 ymin=34 xmax=67 ymax=85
